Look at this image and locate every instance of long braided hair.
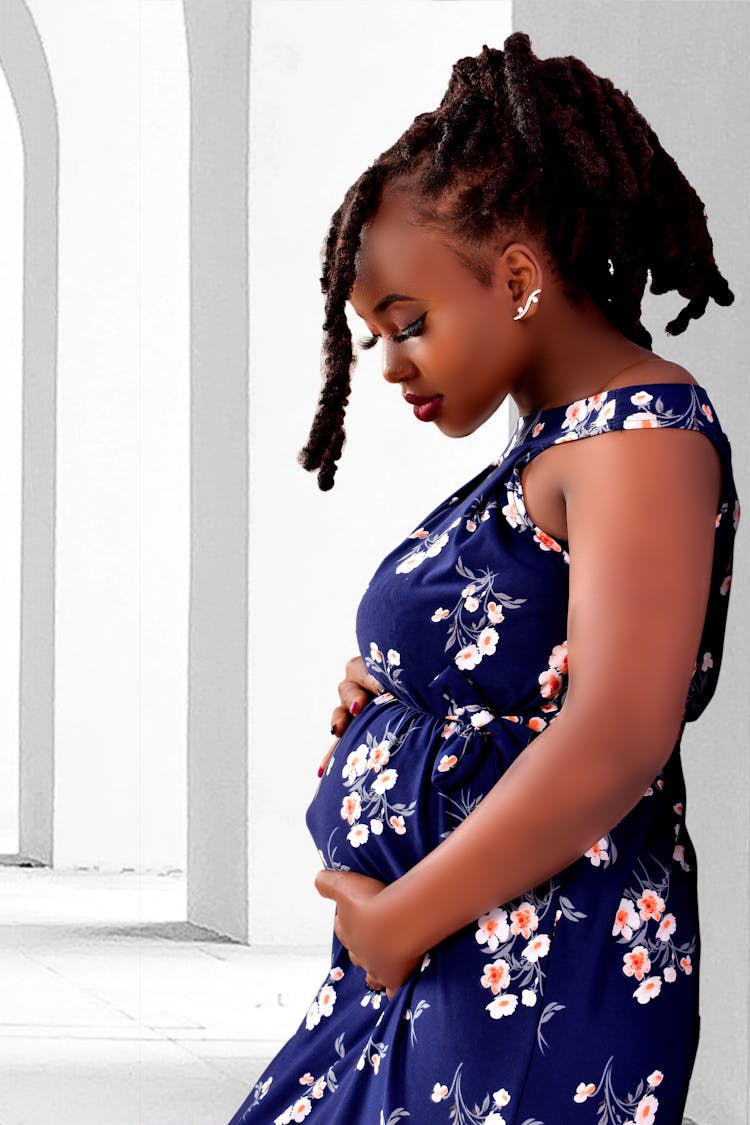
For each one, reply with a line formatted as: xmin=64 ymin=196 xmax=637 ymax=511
xmin=298 ymin=30 xmax=734 ymax=492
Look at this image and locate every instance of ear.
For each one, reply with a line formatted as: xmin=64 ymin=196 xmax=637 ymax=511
xmin=502 ymin=244 xmax=543 ymax=320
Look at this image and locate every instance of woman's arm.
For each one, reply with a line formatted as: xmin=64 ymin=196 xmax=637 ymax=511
xmin=369 ymin=426 xmax=721 ymax=963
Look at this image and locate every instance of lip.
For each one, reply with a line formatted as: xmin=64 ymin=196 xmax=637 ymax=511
xmin=404 ymin=392 xmax=443 ymax=405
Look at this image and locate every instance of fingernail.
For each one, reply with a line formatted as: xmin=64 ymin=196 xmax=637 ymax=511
xmin=330 ymin=724 xmax=337 ymax=735
xmin=317 ymin=765 xmax=324 ymax=778
xmin=349 ymin=700 xmax=360 ymax=716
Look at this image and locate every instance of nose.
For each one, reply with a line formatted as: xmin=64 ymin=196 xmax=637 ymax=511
xmin=381 ymin=339 xmax=414 ymax=386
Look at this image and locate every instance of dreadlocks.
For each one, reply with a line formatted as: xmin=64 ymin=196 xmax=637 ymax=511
xmin=298 ymin=30 xmax=734 ymax=491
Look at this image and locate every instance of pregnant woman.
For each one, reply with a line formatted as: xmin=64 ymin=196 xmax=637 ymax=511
xmin=228 ymin=29 xmax=740 ymax=1125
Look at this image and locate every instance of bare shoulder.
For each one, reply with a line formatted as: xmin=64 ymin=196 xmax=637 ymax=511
xmin=518 ymin=356 xmax=716 ymax=545
xmin=604 ymin=354 xmax=700 ymax=389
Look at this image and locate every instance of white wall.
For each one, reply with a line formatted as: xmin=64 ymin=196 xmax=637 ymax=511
xmin=22 ymin=0 xmax=189 ymax=870
xmin=0 ymin=62 xmax=23 ymax=854
xmin=248 ymin=0 xmax=514 ymax=944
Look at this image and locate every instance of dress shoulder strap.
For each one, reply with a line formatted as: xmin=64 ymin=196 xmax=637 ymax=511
xmin=501 ymin=381 xmax=728 ymax=470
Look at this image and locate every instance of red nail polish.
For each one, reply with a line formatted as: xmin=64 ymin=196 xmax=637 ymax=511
xmin=317 ymin=765 xmax=324 ymax=778
xmin=349 ymin=700 xmax=360 ymax=716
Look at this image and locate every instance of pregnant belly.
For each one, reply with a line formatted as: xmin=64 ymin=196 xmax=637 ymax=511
xmin=304 ymin=693 xmax=530 ymax=883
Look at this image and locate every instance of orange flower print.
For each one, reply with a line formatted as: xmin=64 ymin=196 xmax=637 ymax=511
xmin=539 ymin=667 xmax=563 ymax=698
xmin=637 ymin=889 xmax=666 ymax=923
xmin=622 ymin=945 xmax=651 ymax=981
xmin=533 ymin=527 xmax=564 ymax=552
xmin=509 ymin=901 xmax=540 ymax=940
xmin=437 ymin=753 xmax=458 ymax=772
xmin=366 ymin=740 xmax=391 ymax=772
xmin=340 ymin=792 xmax=361 ymax=825
xmin=481 ymin=958 xmax=511 ymax=994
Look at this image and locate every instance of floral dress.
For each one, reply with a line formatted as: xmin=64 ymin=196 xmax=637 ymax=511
xmin=227 ymin=381 xmax=740 ymax=1125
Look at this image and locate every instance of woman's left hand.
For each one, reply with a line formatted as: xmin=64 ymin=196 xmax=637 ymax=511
xmin=314 ymin=868 xmax=424 ymax=1001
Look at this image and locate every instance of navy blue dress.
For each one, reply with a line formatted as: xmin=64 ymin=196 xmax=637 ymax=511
xmin=228 ymin=381 xmax=740 ymax=1125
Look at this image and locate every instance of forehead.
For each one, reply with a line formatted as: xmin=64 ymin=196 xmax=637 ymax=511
xmin=349 ymin=195 xmax=469 ymax=317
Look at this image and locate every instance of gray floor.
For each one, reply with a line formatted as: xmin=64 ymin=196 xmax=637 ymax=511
xmin=0 ymin=865 xmax=330 ymax=1125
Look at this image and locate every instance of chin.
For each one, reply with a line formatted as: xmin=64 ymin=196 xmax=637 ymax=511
xmin=434 ymin=415 xmax=481 ymax=439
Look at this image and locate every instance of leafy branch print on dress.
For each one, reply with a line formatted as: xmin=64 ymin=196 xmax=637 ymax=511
xmin=431 ymin=556 xmax=526 ymax=670
xmin=473 ymin=878 xmax=577 ymax=1034
xmin=430 ymin=1059 xmax=541 ymax=1125
xmin=573 ymin=1054 xmax=665 ymax=1124
xmin=339 ymin=718 xmax=419 ymax=847
xmin=612 ymin=852 xmax=696 ymax=1005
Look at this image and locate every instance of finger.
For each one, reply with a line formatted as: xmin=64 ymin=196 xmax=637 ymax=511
xmin=365 ymin=973 xmax=386 ymax=991
xmin=336 ymin=678 xmax=371 ymax=720
xmin=314 ymin=868 xmax=340 ymax=901
xmin=345 ymin=655 xmax=386 ymax=698
xmin=386 ymin=987 xmax=394 ymax=1001
xmin=318 ymin=735 xmax=339 ymax=775
xmin=330 ymin=702 xmax=352 ymax=738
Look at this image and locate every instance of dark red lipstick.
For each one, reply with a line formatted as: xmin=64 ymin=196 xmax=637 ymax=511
xmin=404 ymin=392 xmax=444 ymax=422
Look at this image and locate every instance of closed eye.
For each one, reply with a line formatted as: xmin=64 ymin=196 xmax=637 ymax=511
xmin=357 ymin=312 xmax=427 ymax=351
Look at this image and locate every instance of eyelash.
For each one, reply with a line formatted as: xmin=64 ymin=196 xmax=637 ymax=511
xmin=357 ymin=312 xmax=427 ymax=351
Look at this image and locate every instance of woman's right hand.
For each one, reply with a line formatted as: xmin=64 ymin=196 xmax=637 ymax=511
xmin=317 ymin=656 xmax=384 ymax=776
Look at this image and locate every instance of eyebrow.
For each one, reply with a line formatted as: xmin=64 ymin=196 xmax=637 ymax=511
xmin=372 ymin=292 xmax=419 ymax=314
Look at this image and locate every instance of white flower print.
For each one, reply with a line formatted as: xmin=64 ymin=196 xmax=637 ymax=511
xmin=455 ymin=643 xmax=482 ymax=670
xmin=613 ymin=897 xmax=640 ymax=941
xmin=371 ymin=767 xmax=398 ymax=795
xmin=632 ymin=976 xmax=663 ymax=1004
xmin=305 ymin=1000 xmax=320 ymax=1031
xmin=317 ymin=984 xmax=337 ymax=1016
xmin=347 ymin=823 xmax=369 ymax=847
xmin=522 ymin=933 xmax=551 ymax=963
xmin=475 ymin=908 xmax=510 ymax=952
xmin=477 ymin=625 xmax=499 ymax=656
xmin=486 ymin=992 xmax=519 ymax=1019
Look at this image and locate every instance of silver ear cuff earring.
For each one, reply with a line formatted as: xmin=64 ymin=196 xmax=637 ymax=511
xmin=513 ymin=288 xmax=542 ymax=320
